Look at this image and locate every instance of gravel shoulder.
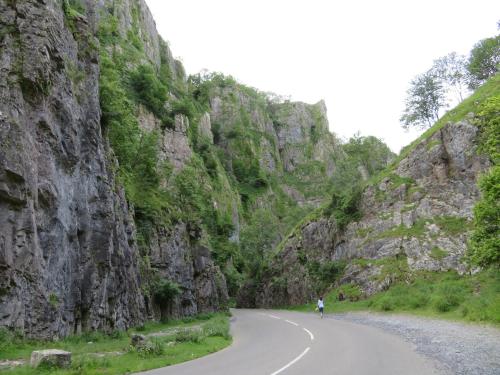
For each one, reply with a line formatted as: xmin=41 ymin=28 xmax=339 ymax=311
xmin=332 ymin=312 xmax=500 ymax=375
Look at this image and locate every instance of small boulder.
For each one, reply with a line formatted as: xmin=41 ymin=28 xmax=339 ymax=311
xmin=131 ymin=334 xmax=146 ymax=347
xmin=30 ymin=349 xmax=71 ymax=368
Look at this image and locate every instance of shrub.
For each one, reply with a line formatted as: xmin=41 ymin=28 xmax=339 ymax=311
xmin=377 ymin=296 xmax=395 ymax=311
xmin=152 ymin=278 xmax=181 ymax=306
xmin=407 ymin=291 xmax=430 ymax=309
xmin=133 ymin=337 xmax=166 ymax=358
xmin=340 ymin=283 xmax=362 ymax=301
xmin=432 ymin=285 xmax=464 ymax=312
xmin=202 ymin=316 xmax=230 ymax=339
xmin=171 ymin=97 xmax=197 ymax=119
xmin=175 ymin=328 xmax=205 ymax=343
xmin=468 ymin=95 xmax=500 ymax=267
xmin=151 ymin=278 xmax=181 ymax=321
xmin=324 ymin=187 xmax=362 ymax=230
xmin=307 ymin=260 xmax=346 ymax=293
xmin=129 ymin=64 xmax=168 ymax=119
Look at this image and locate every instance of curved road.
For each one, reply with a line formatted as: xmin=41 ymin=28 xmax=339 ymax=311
xmin=139 ymin=309 xmax=440 ymax=375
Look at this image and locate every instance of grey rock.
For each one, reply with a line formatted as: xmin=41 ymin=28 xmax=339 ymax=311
xmin=254 ymin=121 xmax=489 ymax=307
xmin=30 ymin=349 xmax=71 ymax=368
xmin=147 ymin=224 xmax=228 ymax=319
xmin=131 ymin=334 xmax=146 ymax=347
xmin=0 ymin=0 xmax=145 ymax=338
xmin=159 ymin=114 xmax=192 ymax=171
xmin=0 ymin=0 xmax=227 ymax=339
xmin=198 ymin=112 xmax=214 ymax=144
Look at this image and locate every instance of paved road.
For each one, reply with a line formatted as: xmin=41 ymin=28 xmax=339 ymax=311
xmin=139 ymin=309 xmax=441 ymax=375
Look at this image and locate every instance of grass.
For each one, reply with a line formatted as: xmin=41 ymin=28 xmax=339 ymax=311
xmin=371 ymin=216 xmax=471 ymax=241
xmin=430 ymin=247 xmax=448 ymax=260
xmin=288 ymin=268 xmax=500 ymax=325
xmin=0 ymin=313 xmax=231 ymax=374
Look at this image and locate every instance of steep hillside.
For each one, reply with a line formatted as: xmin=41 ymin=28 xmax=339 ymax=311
xmin=0 ymin=0 xmax=145 ymax=338
xmin=0 ymin=0 xmax=346 ymax=337
xmin=251 ymin=75 xmax=499 ymax=308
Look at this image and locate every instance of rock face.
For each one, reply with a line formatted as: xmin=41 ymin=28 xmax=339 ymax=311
xmin=0 ymin=0 xmax=227 ymax=338
xmin=253 ymin=121 xmax=490 ymax=307
xmin=147 ymin=224 xmax=228 ymax=318
xmin=0 ymin=0 xmax=352 ymax=337
xmin=0 ymin=0 xmax=145 ymax=338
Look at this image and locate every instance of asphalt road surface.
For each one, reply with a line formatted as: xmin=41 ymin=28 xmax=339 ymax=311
xmin=139 ymin=309 xmax=440 ymax=375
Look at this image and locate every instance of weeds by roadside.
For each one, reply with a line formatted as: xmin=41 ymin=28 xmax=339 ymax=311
xmin=290 ymin=269 xmax=500 ymax=325
xmin=0 ymin=313 xmax=231 ymax=374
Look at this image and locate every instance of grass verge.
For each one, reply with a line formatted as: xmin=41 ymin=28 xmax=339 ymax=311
xmin=0 ymin=313 xmax=231 ymax=374
xmin=288 ymin=269 xmax=500 ymax=325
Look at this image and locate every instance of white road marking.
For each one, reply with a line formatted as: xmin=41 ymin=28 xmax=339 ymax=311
xmin=303 ymin=328 xmax=314 ymax=341
xmin=285 ymin=319 xmax=299 ymax=326
xmin=268 ymin=314 xmax=281 ymax=320
xmin=270 ymin=347 xmax=310 ymax=375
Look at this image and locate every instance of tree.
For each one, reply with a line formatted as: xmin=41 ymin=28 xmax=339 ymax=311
xmin=432 ymin=52 xmax=469 ymax=102
xmin=400 ymin=71 xmax=447 ymax=130
xmin=467 ymin=35 xmax=500 ymax=89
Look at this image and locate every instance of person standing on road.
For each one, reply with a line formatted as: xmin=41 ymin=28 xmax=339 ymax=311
xmin=317 ymin=296 xmax=324 ymax=318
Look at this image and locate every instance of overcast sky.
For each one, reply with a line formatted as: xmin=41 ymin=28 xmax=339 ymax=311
xmin=145 ymin=0 xmax=499 ymax=152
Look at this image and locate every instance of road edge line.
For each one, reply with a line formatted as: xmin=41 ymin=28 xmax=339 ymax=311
xmin=269 ymin=347 xmax=310 ymax=375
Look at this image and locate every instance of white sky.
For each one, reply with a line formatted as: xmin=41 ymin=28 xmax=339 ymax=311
xmin=145 ymin=0 xmax=499 ymax=152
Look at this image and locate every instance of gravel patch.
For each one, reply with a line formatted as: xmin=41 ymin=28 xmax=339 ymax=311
xmin=332 ymin=312 xmax=500 ymax=375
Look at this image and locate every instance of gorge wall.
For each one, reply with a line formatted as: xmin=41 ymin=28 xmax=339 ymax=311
xmin=0 ymin=0 xmax=343 ymax=337
xmin=251 ymin=119 xmax=491 ymax=308
xmin=0 ymin=0 xmax=145 ymax=338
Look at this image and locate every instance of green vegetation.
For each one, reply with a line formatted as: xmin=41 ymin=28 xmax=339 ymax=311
xmin=401 ymin=70 xmax=447 ymax=129
xmin=96 ymin=7 xmax=245 ymax=305
xmin=128 ymin=64 xmax=168 ymax=122
xmin=48 ymin=293 xmax=59 ymax=308
xmin=324 ymin=188 xmax=362 ymax=230
xmin=306 ymin=260 xmax=347 ymax=294
xmin=62 ymin=0 xmax=85 ymax=34
xmin=467 ymin=34 xmax=500 ymax=88
xmin=387 ymin=73 xmax=500 ymax=176
xmin=151 ymin=278 xmax=181 ymax=322
xmin=468 ymin=93 xmax=500 ymax=266
xmin=430 ymin=247 xmax=448 ymax=260
xmin=93 ymin=2 xmax=498 ymax=329
xmin=291 ymin=269 xmax=500 ymax=325
xmin=372 ymin=216 xmax=470 ymax=241
xmin=0 ymin=314 xmax=231 ymax=374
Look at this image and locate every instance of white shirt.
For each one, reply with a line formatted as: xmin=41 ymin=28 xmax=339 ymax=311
xmin=318 ymin=299 xmax=324 ymax=308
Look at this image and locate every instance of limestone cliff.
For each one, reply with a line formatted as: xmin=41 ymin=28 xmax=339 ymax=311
xmin=253 ymin=119 xmax=491 ymax=308
xmin=0 ymin=0 xmax=343 ymax=337
xmin=0 ymin=0 xmax=145 ymax=338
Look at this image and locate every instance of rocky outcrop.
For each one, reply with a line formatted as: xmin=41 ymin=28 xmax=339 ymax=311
xmin=0 ymin=0 xmax=145 ymax=338
xmin=253 ymin=121 xmax=490 ymax=307
xmin=0 ymin=0 xmax=229 ymax=338
xmin=147 ymin=224 xmax=228 ymax=318
xmin=0 ymin=0 xmax=365 ymax=337
xmin=271 ymin=100 xmax=338 ymax=175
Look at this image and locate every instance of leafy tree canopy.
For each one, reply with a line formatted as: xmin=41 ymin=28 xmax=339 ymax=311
xmin=400 ymin=71 xmax=447 ymax=130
